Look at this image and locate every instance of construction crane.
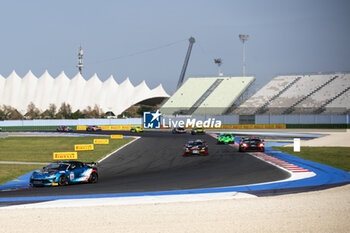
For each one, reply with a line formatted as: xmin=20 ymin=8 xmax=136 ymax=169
xmin=176 ymin=37 xmax=195 ymax=89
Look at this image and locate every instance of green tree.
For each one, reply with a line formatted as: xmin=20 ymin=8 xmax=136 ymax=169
xmin=25 ymin=102 xmax=41 ymax=120
xmin=56 ymin=103 xmax=72 ymax=119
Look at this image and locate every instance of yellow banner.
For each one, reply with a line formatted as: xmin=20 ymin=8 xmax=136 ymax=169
xmin=77 ymin=125 xmax=142 ymax=131
xmin=77 ymin=125 xmax=87 ymax=130
xmin=220 ymin=124 xmax=286 ymax=129
xmin=111 ymin=134 xmax=123 ymax=139
xmin=93 ymin=139 xmax=109 ymax=144
xmin=75 ymin=144 xmax=94 ymax=151
xmin=53 ymin=152 xmax=78 ymax=160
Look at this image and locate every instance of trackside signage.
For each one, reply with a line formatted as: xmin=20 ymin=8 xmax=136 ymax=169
xmin=53 ymin=152 xmax=78 ymax=160
xmin=111 ymin=135 xmax=123 ymax=139
xmin=93 ymin=139 xmax=109 ymax=144
xmin=74 ymin=144 xmax=94 ymax=151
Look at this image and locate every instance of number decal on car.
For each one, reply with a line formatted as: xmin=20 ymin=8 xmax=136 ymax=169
xmin=70 ymin=172 xmax=74 ymax=180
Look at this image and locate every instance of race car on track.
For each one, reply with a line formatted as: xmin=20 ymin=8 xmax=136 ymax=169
xmin=30 ymin=160 xmax=98 ymax=187
xmin=238 ymin=137 xmax=265 ymax=152
xmin=130 ymin=126 xmax=144 ymax=133
xmin=56 ymin=126 xmax=73 ymax=132
xmin=86 ymin=125 xmax=102 ymax=132
xmin=183 ymin=139 xmax=209 ymax=156
xmin=191 ymin=127 xmax=205 ymax=135
xmin=217 ymin=133 xmax=235 ymax=144
xmin=172 ymin=127 xmax=186 ymax=134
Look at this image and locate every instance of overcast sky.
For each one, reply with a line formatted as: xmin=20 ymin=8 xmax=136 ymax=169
xmin=1 ymin=0 xmax=349 ymax=94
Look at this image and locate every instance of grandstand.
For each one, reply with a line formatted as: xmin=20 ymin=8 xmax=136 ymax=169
xmin=233 ymin=73 xmax=350 ymax=115
xmin=160 ymin=76 xmax=255 ymax=116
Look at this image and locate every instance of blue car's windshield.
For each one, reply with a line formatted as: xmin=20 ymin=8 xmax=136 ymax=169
xmin=46 ymin=163 xmax=69 ymax=170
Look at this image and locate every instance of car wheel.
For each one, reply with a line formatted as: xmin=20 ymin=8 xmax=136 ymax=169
xmin=58 ymin=175 xmax=68 ymax=186
xmin=89 ymin=172 xmax=98 ymax=183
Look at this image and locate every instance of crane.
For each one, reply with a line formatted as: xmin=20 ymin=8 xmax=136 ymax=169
xmin=176 ymin=37 xmax=195 ymax=89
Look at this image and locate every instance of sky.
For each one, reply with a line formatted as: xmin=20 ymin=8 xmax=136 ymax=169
xmin=0 ymin=0 xmax=349 ymax=94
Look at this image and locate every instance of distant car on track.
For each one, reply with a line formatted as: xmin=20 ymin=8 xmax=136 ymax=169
xmin=86 ymin=125 xmax=102 ymax=132
xmin=30 ymin=160 xmax=98 ymax=187
xmin=183 ymin=139 xmax=209 ymax=156
xmin=56 ymin=126 xmax=73 ymax=132
xmin=172 ymin=127 xmax=186 ymax=134
xmin=217 ymin=133 xmax=235 ymax=144
xmin=191 ymin=127 xmax=205 ymax=135
xmin=130 ymin=126 xmax=144 ymax=133
xmin=238 ymin=137 xmax=265 ymax=152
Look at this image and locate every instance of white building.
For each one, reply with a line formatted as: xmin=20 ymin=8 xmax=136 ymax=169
xmin=0 ymin=70 xmax=169 ymax=116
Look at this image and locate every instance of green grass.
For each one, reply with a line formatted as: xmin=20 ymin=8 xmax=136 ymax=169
xmin=0 ymin=126 xmax=76 ymax=131
xmin=0 ymin=136 xmax=133 ymax=162
xmin=271 ymin=147 xmax=350 ymax=172
xmin=0 ymin=164 xmax=44 ymax=186
xmin=0 ymin=136 xmax=134 ymax=185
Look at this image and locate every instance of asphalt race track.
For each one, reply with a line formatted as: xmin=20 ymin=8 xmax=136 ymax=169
xmin=0 ymin=131 xmax=290 ymax=199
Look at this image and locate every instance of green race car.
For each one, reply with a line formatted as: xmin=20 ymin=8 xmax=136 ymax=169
xmin=130 ymin=126 xmax=144 ymax=133
xmin=217 ymin=133 xmax=235 ymax=144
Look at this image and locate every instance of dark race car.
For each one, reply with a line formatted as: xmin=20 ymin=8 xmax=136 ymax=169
xmin=172 ymin=127 xmax=186 ymax=134
xmin=191 ymin=127 xmax=205 ymax=135
xmin=238 ymin=137 xmax=265 ymax=152
xmin=30 ymin=160 xmax=98 ymax=187
xmin=86 ymin=125 xmax=102 ymax=132
xmin=56 ymin=126 xmax=73 ymax=132
xmin=217 ymin=133 xmax=235 ymax=144
xmin=183 ymin=139 xmax=209 ymax=156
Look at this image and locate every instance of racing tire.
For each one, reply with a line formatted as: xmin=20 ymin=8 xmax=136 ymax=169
xmin=58 ymin=175 xmax=68 ymax=186
xmin=89 ymin=172 xmax=98 ymax=183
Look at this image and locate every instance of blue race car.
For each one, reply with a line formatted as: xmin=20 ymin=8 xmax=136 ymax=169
xmin=30 ymin=160 xmax=98 ymax=187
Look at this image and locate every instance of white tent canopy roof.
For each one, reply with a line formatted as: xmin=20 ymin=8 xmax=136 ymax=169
xmin=0 ymin=71 xmax=169 ymax=116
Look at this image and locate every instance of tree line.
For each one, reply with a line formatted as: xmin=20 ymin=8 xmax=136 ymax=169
xmin=0 ymin=102 xmax=106 ymax=120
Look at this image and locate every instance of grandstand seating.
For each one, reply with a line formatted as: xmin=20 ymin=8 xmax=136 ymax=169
xmin=160 ymin=78 xmax=217 ymax=115
xmin=160 ymin=76 xmax=255 ymax=116
xmin=233 ymin=73 xmax=350 ymax=115
xmin=232 ymin=76 xmax=300 ymax=114
xmin=193 ymin=77 xmax=255 ymax=115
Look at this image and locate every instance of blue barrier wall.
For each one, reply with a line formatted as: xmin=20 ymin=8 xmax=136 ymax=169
xmin=0 ymin=115 xmax=348 ymax=127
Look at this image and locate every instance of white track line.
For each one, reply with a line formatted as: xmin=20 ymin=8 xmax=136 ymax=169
xmin=2 ymin=192 xmax=257 ymax=209
xmin=98 ymin=136 xmax=140 ymax=163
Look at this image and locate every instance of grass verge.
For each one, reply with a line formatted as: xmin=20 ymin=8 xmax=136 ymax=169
xmin=271 ymin=147 xmax=350 ymax=172
xmin=0 ymin=164 xmax=44 ymax=186
xmin=0 ymin=136 xmax=134 ymax=162
xmin=0 ymin=136 xmax=134 ymax=185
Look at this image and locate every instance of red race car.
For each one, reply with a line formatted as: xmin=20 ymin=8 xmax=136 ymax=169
xmin=238 ymin=137 xmax=265 ymax=152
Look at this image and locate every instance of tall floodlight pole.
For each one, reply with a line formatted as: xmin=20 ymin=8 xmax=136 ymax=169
xmin=239 ymin=34 xmax=249 ymax=76
xmin=214 ymin=58 xmax=223 ymax=76
xmin=77 ymin=45 xmax=84 ymax=74
xmin=177 ymin=37 xmax=195 ymax=89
